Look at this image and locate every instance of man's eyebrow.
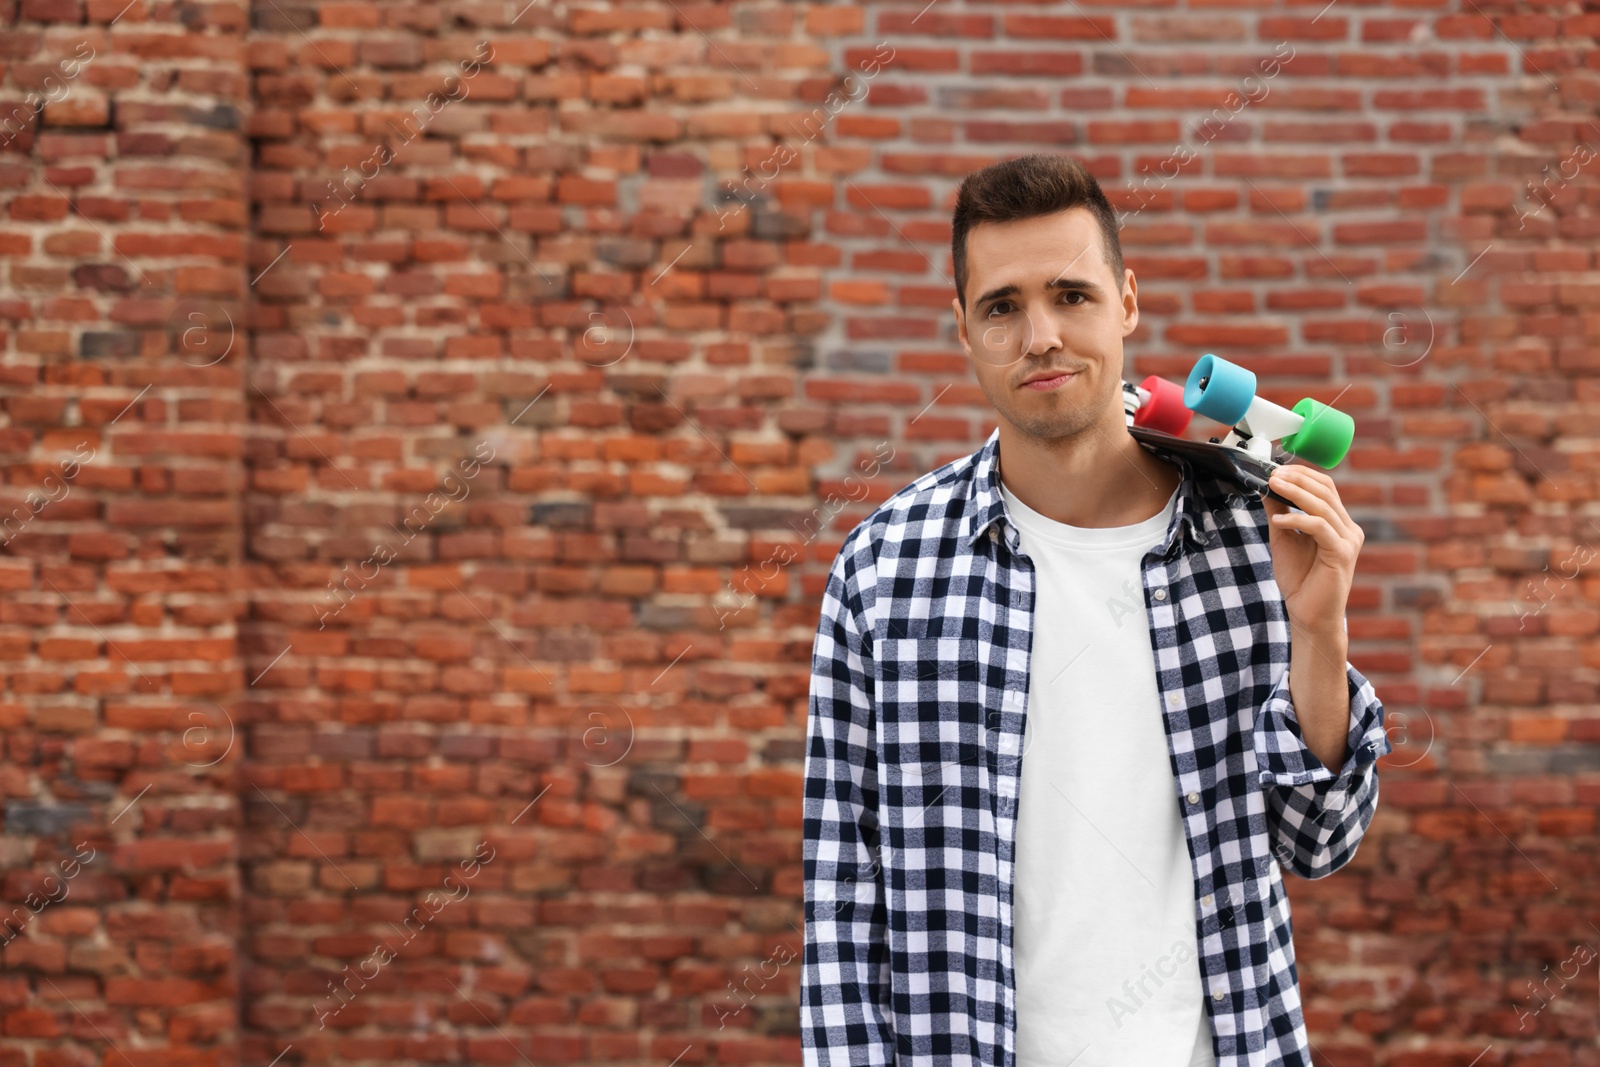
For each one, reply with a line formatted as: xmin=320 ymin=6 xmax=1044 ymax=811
xmin=975 ymin=276 xmax=1105 ymax=309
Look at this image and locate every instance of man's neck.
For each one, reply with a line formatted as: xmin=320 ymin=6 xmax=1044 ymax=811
xmin=995 ymin=415 xmax=1182 ymax=529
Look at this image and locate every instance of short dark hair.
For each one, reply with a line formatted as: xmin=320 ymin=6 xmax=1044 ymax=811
xmin=951 ymin=153 xmax=1125 ymax=314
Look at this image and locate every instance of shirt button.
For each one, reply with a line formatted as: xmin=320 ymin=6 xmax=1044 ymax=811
xmin=1213 ymin=990 xmax=1225 ymax=1002
xmin=1187 ymin=791 xmax=1200 ymax=804
xmin=1153 ymin=588 xmax=1167 ymax=601
xmin=1166 ymin=693 xmax=1181 ymax=708
xmin=1202 ymin=894 xmax=1213 ymax=907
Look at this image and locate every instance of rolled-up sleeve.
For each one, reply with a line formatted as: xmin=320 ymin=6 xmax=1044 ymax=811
xmin=799 ymin=536 xmax=895 ymax=1065
xmin=1254 ymin=660 xmax=1392 ymax=880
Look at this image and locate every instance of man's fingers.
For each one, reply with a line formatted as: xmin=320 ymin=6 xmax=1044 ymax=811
xmin=1268 ymin=464 xmax=1358 ymax=542
xmin=1266 ymin=466 xmax=1338 ymax=524
xmin=1268 ymin=510 xmax=1358 ymax=565
xmin=1281 ymin=463 xmax=1351 ymax=524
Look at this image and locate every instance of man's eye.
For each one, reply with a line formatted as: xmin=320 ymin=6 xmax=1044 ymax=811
xmin=988 ymin=293 xmax=1085 ymax=316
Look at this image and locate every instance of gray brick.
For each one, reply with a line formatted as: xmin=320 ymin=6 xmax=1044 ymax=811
xmin=5 ymin=802 xmax=92 ymax=837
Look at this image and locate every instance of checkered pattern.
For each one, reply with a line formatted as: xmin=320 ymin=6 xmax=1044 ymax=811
xmin=799 ymin=427 xmax=1391 ymax=1067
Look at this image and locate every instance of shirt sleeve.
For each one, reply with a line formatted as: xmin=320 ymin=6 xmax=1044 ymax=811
xmin=799 ymin=536 xmax=896 ymax=1065
xmin=1254 ymin=658 xmax=1392 ymax=880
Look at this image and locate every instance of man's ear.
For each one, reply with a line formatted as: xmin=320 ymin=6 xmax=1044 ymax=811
xmin=952 ymin=296 xmax=969 ymax=355
xmin=1120 ymin=268 xmax=1139 ymax=338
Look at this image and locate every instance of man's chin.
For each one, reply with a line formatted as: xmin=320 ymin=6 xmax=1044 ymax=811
xmin=1001 ymin=406 xmax=1101 ymax=442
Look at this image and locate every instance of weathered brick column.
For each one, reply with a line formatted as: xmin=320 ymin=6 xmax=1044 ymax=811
xmin=1 ymin=0 xmax=249 ymax=1064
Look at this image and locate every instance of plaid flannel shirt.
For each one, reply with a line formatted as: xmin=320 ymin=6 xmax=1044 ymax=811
xmin=799 ymin=426 xmax=1392 ymax=1067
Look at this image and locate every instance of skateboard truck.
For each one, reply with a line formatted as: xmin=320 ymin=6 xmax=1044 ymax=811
xmin=1183 ymin=354 xmax=1354 ymax=470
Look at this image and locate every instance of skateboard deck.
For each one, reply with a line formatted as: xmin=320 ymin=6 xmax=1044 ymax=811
xmin=1126 ymin=423 xmax=1294 ymax=506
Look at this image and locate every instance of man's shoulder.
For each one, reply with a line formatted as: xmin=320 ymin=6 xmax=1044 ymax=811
xmin=833 ymin=444 xmax=983 ymax=565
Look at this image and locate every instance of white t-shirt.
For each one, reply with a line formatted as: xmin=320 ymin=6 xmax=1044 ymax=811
xmin=999 ymin=472 xmax=1215 ymax=1067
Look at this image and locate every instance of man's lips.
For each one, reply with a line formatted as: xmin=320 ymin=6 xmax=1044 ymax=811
xmin=1020 ymin=371 xmax=1076 ymax=391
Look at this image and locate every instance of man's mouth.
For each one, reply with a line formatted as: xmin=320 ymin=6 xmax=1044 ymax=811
xmin=1021 ymin=371 xmax=1076 ymax=391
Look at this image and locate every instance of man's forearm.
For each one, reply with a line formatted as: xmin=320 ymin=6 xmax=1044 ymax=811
xmin=1287 ymin=621 xmax=1350 ymax=772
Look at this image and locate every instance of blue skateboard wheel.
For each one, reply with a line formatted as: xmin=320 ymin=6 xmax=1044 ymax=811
xmin=1184 ymin=353 xmax=1256 ymax=427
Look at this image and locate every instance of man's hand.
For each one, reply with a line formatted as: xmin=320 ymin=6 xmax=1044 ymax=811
xmin=1263 ymin=463 xmax=1364 ymax=771
xmin=1263 ymin=463 xmax=1364 ymax=630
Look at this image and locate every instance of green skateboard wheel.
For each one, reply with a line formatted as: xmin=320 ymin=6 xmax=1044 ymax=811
xmin=1184 ymin=353 xmax=1256 ymax=427
xmin=1281 ymin=397 xmax=1354 ymax=468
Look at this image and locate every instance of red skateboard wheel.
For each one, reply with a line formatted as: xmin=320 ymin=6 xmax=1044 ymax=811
xmin=1132 ymin=374 xmax=1192 ymax=435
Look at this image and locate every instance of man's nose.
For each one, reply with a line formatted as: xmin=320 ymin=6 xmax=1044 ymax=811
xmin=1024 ymin=304 xmax=1061 ymax=355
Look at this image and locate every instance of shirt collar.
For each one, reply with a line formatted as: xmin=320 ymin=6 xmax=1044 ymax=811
xmin=963 ymin=426 xmax=1214 ymax=556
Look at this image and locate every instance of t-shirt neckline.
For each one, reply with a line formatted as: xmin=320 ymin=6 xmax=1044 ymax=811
xmin=998 ymin=458 xmax=1179 ymax=550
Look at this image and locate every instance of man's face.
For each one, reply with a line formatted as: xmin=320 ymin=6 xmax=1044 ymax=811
xmin=952 ymin=206 xmax=1138 ymax=443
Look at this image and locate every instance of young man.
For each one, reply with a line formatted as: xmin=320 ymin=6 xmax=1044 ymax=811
xmin=798 ymin=154 xmax=1392 ymax=1067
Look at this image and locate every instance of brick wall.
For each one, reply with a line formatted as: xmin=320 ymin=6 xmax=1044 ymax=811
xmin=3 ymin=1 xmax=1598 ymax=1065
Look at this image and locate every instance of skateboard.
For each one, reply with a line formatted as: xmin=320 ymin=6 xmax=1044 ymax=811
xmin=1121 ymin=354 xmax=1354 ymax=505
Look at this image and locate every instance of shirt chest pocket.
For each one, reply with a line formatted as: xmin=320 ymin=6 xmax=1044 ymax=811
xmin=876 ymin=635 xmax=985 ymax=781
